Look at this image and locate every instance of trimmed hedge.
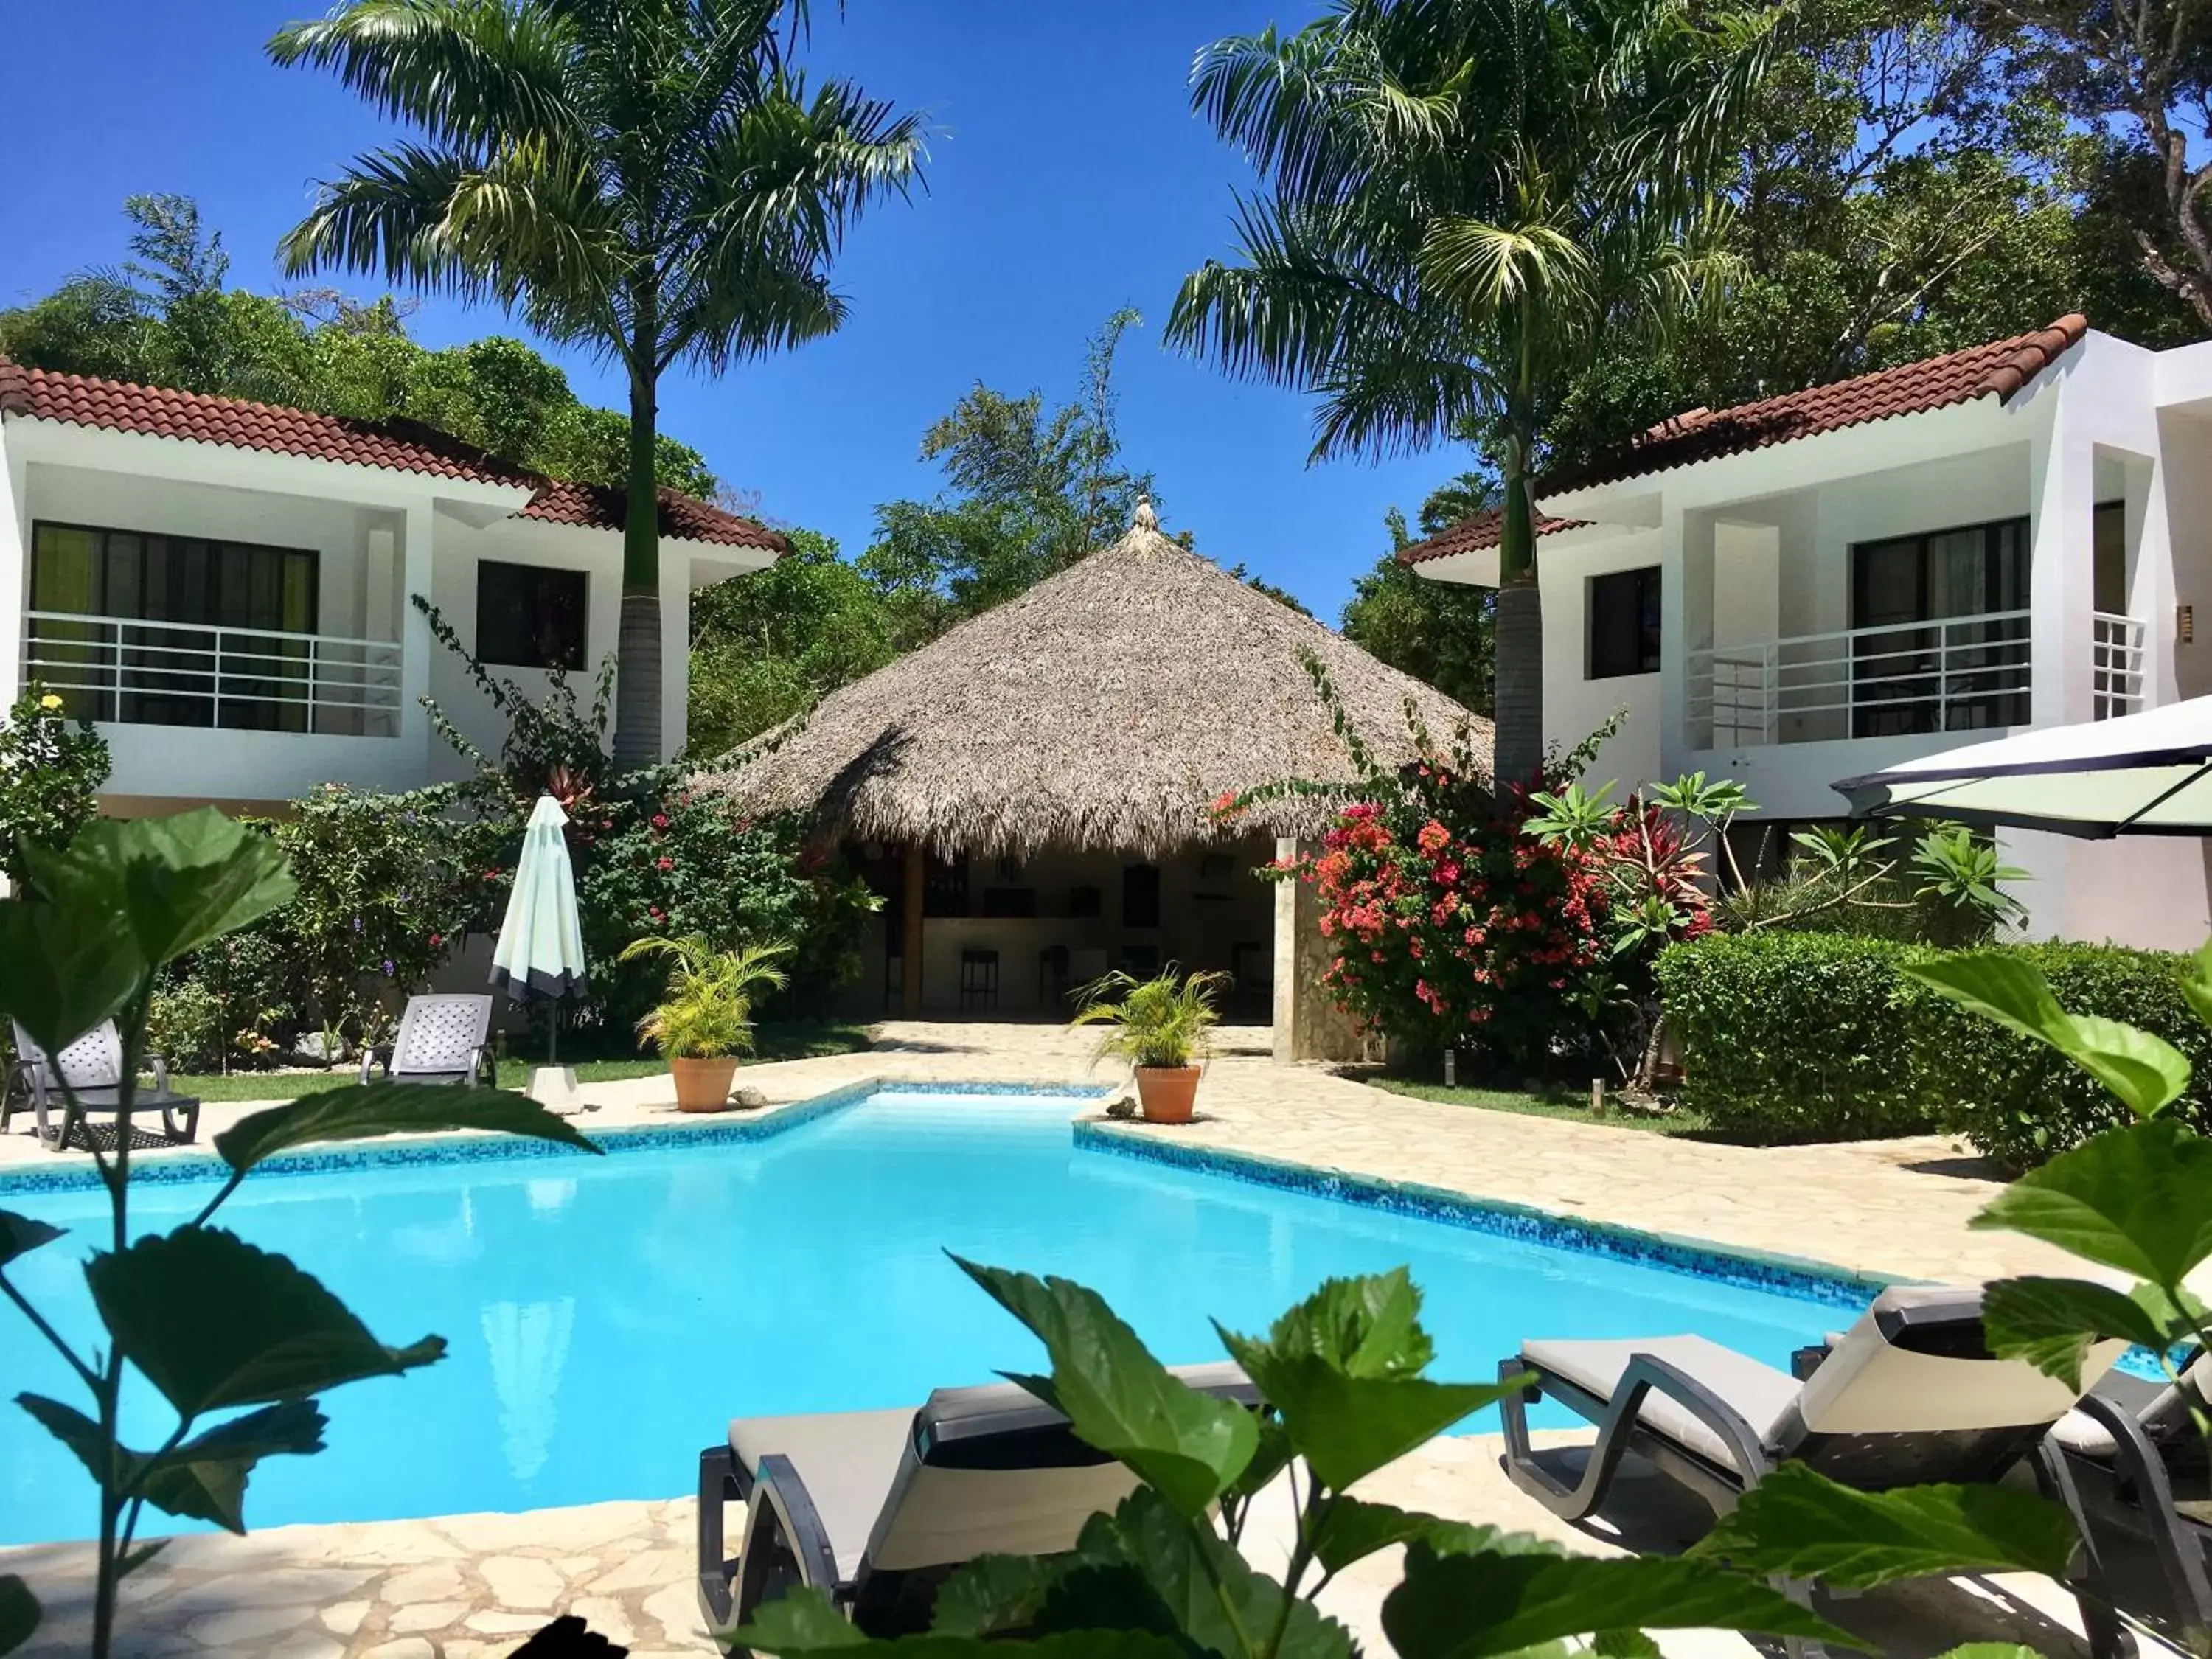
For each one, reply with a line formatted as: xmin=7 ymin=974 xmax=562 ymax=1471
xmin=1653 ymin=931 xmax=2212 ymax=1164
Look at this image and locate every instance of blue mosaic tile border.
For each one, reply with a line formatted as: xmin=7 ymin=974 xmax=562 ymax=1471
xmin=1072 ymin=1121 xmax=1897 ymax=1311
xmin=0 ymin=1079 xmax=1113 ymax=1197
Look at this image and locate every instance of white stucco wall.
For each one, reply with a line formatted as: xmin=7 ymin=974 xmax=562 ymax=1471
xmin=1539 ymin=527 xmax=1663 ymax=790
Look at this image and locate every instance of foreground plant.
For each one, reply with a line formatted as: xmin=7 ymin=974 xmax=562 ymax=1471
xmin=0 ymin=810 xmax=599 ymax=1658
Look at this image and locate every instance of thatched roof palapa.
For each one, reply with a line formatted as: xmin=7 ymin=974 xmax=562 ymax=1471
xmin=698 ymin=502 xmax=1494 ymax=858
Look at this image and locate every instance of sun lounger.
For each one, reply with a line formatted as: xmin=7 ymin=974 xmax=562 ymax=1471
xmin=4 ymin=1019 xmax=199 ymax=1153
xmin=696 ymin=1361 xmax=1261 ymax=1638
xmin=2041 ymin=1354 xmax=2212 ymax=1652
xmin=359 ymin=994 xmax=498 ymax=1088
xmin=1499 ymin=1284 xmax=2123 ymax=1520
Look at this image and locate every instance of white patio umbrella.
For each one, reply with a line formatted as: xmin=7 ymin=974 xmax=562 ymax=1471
xmin=490 ymin=796 xmax=590 ymax=1086
xmin=1834 ymin=696 xmax=2212 ymax=837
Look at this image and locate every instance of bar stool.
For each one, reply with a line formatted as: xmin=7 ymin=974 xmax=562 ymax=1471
xmin=960 ymin=949 xmax=1000 ymax=1012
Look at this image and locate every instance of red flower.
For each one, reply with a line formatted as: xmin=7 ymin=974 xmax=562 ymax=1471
xmin=652 ymin=813 xmax=671 ymax=830
xmin=657 ymin=856 xmax=675 ymax=872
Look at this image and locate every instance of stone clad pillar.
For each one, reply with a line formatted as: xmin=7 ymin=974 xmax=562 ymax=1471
xmin=1271 ymin=836 xmax=1368 ymax=1062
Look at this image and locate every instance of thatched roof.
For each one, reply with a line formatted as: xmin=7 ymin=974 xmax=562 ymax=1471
xmin=697 ymin=503 xmax=1493 ymax=857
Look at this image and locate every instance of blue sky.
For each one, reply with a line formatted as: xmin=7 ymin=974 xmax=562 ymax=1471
xmin=0 ymin=0 xmax=1467 ymax=619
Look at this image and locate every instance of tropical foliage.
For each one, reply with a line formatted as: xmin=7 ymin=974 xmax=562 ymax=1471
xmin=1171 ymin=0 xmax=1783 ymax=787
xmin=621 ymin=935 xmax=790 ymax=1060
xmin=268 ymin=0 xmax=926 ymax=768
xmin=0 ymin=196 xmax=718 ymax=497
xmin=0 ymin=811 xmax=595 ymax=1659
xmin=0 ymin=686 xmax=109 ymax=887
xmin=1071 ymin=967 xmax=1232 ymax=1071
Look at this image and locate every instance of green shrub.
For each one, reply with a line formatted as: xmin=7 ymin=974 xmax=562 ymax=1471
xmin=147 ymin=980 xmax=225 ymax=1072
xmin=1654 ymin=932 xmax=1931 ymax=1142
xmin=1655 ymin=931 xmax=2212 ymax=1162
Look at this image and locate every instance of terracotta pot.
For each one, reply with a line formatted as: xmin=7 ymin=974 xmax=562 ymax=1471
xmin=671 ymin=1056 xmax=740 ymax=1113
xmin=1134 ymin=1065 xmax=1201 ymax=1124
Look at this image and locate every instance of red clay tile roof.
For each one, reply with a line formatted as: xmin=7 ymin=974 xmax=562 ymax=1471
xmin=0 ymin=358 xmax=784 ymax=554
xmin=1543 ymin=313 xmax=2089 ymax=495
xmin=520 ymin=479 xmax=784 ymax=551
xmin=1396 ymin=507 xmax=1587 ymax=567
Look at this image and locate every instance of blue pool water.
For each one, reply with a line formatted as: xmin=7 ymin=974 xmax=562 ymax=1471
xmin=0 ymin=1091 xmax=1857 ymax=1544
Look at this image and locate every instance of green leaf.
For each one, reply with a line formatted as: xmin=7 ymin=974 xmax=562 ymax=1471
xmin=1905 ymin=955 xmax=2190 ymax=1116
xmin=217 ymin=1083 xmax=601 ymax=1172
xmin=138 ymin=1400 xmax=328 ymax=1533
xmin=1311 ymin=1497 xmax=1556 ymax=1573
xmin=1981 ymin=1276 xmax=2193 ymax=1388
xmin=116 ymin=1541 xmax=166 ymax=1580
xmin=86 ymin=1228 xmax=445 ymax=1415
xmin=732 ymin=1587 xmax=869 ymax=1651
xmin=0 ymin=1211 xmax=61 ymax=1268
xmin=0 ymin=894 xmax=140 ymax=1060
xmin=2180 ymin=937 xmax=2212 ymax=1033
xmin=1690 ymin=1463 xmax=2079 ymax=1587
xmin=29 ymin=810 xmax=296 ymax=968
xmin=1589 ymin=1632 xmax=1663 ymax=1658
xmin=931 ymin=1555 xmax=1069 ymax=1638
xmin=1078 ymin=1487 xmax=1355 ymax=1659
xmin=18 ymin=1392 xmax=131 ymax=1486
xmin=0 ymin=1574 xmax=38 ymax=1658
xmin=953 ymin=1258 xmax=1257 ymax=1517
xmin=1972 ymin=1117 xmax=2212 ymax=1287
xmin=1264 ymin=1269 xmax=1436 ymax=1377
xmin=1382 ymin=1544 xmax=1860 ymax=1658
xmin=1225 ymin=1412 xmax=1295 ymax=1503
xmin=1301 ymin=1504 xmax=1548 ymax=1575
xmin=1217 ymin=1335 xmax=1507 ymax=1491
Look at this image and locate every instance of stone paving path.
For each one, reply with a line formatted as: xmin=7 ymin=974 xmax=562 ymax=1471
xmin=0 ymin=1020 xmax=2122 ymax=1655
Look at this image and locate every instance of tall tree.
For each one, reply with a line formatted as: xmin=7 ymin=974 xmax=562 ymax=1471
xmin=1342 ymin=480 xmax=1500 ymax=712
xmin=1169 ymin=0 xmax=1780 ymax=790
xmin=268 ymin=0 xmax=925 ymax=770
xmin=860 ymin=308 xmax=1157 ymax=636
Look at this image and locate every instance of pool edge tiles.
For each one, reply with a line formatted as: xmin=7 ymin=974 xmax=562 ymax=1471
xmin=1073 ymin=1119 xmax=1901 ymax=1312
xmin=0 ymin=1079 xmax=1117 ymax=1196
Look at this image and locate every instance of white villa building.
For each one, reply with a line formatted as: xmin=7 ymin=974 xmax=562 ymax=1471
xmin=0 ymin=358 xmax=783 ymax=814
xmin=1404 ymin=314 xmax=2212 ymax=950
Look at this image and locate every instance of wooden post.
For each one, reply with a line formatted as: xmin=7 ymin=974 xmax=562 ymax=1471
xmin=901 ymin=843 xmax=925 ymax=1016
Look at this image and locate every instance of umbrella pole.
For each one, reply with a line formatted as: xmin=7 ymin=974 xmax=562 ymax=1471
xmin=548 ymin=1001 xmax=557 ymax=1068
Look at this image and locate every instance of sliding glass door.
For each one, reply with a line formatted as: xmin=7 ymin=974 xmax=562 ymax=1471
xmin=30 ymin=524 xmax=319 ymax=731
xmin=1849 ymin=517 xmax=2028 ymax=736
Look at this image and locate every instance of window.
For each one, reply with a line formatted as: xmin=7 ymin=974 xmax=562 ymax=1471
xmin=1121 ymin=864 xmax=1161 ymax=929
xmin=1849 ymin=517 xmax=2030 ymax=736
xmin=2094 ymin=501 xmax=2127 ymax=614
xmin=476 ymin=561 xmax=588 ymax=670
xmin=1588 ymin=566 xmax=1661 ymax=679
xmin=29 ymin=521 xmax=318 ymax=731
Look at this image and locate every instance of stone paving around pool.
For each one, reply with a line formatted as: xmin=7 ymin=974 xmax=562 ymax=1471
xmin=0 ymin=1020 xmax=2132 ymax=1656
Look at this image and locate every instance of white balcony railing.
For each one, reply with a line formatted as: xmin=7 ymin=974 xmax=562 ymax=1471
xmin=24 ymin=611 xmax=403 ymax=737
xmin=2093 ymin=611 xmax=2147 ymax=720
xmin=1688 ymin=610 xmax=2033 ymax=748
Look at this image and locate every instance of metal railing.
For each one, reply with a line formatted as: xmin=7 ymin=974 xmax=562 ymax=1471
xmin=2093 ymin=611 xmax=2147 ymax=720
xmin=1688 ymin=609 xmax=2033 ymax=748
xmin=24 ymin=611 xmax=403 ymax=737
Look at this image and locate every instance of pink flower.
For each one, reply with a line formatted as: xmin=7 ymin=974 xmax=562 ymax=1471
xmin=657 ymin=856 xmax=674 ymax=872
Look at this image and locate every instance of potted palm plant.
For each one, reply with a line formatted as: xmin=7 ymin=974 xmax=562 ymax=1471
xmin=1071 ymin=964 xmax=1231 ymax=1124
xmin=619 ymin=936 xmax=790 ymax=1112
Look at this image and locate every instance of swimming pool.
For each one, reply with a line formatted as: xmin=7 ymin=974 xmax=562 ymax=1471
xmin=0 ymin=1088 xmax=1871 ymax=1545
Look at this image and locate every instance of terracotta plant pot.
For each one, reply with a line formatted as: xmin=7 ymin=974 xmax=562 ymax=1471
xmin=670 ymin=1056 xmax=740 ymax=1113
xmin=1133 ymin=1065 xmax=1201 ymax=1125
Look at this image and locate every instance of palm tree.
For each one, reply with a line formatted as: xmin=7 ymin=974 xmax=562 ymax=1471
xmin=269 ymin=0 xmax=925 ymax=771
xmin=1167 ymin=0 xmax=1778 ymax=790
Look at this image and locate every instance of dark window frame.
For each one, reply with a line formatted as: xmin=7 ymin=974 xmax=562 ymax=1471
xmin=30 ymin=518 xmax=320 ymax=633
xmin=1587 ymin=566 xmax=1662 ymax=680
xmin=476 ymin=559 xmax=589 ymax=671
xmin=1848 ymin=514 xmax=2029 ymax=629
xmin=1847 ymin=514 xmax=2031 ymax=737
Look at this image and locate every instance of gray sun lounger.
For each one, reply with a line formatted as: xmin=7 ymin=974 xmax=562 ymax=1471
xmin=4 ymin=1019 xmax=199 ymax=1153
xmin=1500 ymin=1284 xmax=2123 ymax=1519
xmin=697 ymin=1360 xmax=1261 ymax=1639
xmin=358 ymin=994 xmax=498 ymax=1088
xmin=2040 ymin=1352 xmax=2212 ymax=1655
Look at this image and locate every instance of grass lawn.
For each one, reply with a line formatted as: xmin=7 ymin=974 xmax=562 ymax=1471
xmin=157 ymin=1020 xmax=876 ymax=1102
xmin=1364 ymin=1074 xmax=1716 ymax=1138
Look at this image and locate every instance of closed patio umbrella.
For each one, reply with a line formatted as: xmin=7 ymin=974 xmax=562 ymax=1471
xmin=1834 ymin=696 xmax=2212 ymax=837
xmin=490 ymin=795 xmax=589 ymax=1095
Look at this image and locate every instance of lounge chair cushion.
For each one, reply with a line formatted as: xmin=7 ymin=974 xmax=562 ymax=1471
xmin=730 ymin=1408 xmax=916 ymax=1582
xmin=2051 ymin=1363 xmax=2207 ymax=1459
xmin=1520 ymin=1335 xmax=1804 ymax=1470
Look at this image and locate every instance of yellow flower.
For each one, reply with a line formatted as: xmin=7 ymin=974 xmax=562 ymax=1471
xmin=38 ymin=695 xmax=61 ymax=712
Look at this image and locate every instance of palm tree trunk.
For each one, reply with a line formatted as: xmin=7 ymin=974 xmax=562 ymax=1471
xmin=613 ymin=363 xmax=663 ymax=773
xmin=1492 ymin=433 xmax=1544 ymax=792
